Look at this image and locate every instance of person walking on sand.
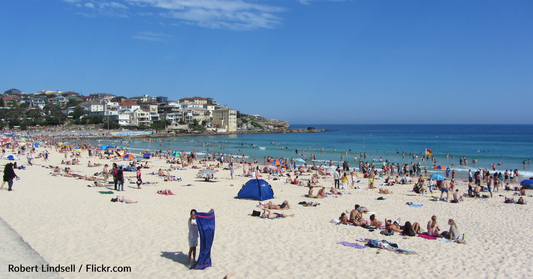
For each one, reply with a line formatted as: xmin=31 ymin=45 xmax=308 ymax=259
xmin=1 ymin=163 xmax=18 ymax=191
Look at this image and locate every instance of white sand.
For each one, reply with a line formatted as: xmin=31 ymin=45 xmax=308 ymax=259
xmin=0 ymin=147 xmax=532 ymax=278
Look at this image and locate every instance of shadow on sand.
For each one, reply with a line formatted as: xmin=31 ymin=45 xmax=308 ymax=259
xmin=161 ymin=251 xmax=189 ymax=267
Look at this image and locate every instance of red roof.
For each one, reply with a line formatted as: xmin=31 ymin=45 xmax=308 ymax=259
xmin=119 ymin=101 xmax=139 ymax=107
xmin=3 ymin=97 xmax=20 ymax=102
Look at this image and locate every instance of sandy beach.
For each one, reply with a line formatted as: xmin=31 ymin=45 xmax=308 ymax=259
xmin=1 ymin=145 xmax=532 ymax=279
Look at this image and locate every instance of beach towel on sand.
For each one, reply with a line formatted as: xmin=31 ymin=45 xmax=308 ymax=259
xmin=190 ymin=211 xmax=215 ymax=270
xmin=418 ymin=233 xmax=438 ymax=240
xmin=337 ymin=241 xmax=367 ymax=249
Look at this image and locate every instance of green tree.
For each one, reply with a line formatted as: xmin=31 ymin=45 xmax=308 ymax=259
xmin=90 ymin=115 xmax=103 ymax=124
xmin=0 ymin=96 xmax=4 ymax=107
xmin=26 ymin=107 xmax=43 ymax=120
xmin=70 ymin=106 xmax=86 ymax=120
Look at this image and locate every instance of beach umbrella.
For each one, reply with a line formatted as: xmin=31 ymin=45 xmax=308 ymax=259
xmin=295 ymin=158 xmax=306 ymax=163
xmin=429 ymin=173 xmax=446 ymax=181
xmin=199 ymin=169 xmax=217 ymax=175
xmin=171 ymin=152 xmax=181 ymax=157
xmin=122 ymin=154 xmax=135 ymax=160
xmin=1 ymin=138 xmax=9 ymax=143
xmin=143 ymin=153 xmax=151 ymax=159
xmin=73 ymin=148 xmax=82 ymax=151
xmin=100 ymin=145 xmax=108 ymax=150
xmin=520 ymin=179 xmax=533 ymax=189
xmin=433 ymin=165 xmax=446 ymax=170
xmin=2 ymin=155 xmax=19 ymax=160
xmin=270 ymin=159 xmax=283 ymax=166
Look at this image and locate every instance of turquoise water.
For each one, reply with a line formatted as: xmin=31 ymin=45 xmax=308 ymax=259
xmin=95 ymin=124 xmax=533 ymax=179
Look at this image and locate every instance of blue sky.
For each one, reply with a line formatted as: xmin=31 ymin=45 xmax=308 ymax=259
xmin=1 ymin=0 xmax=532 ymax=124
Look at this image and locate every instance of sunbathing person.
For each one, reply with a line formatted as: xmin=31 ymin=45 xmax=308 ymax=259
xmin=339 ymin=212 xmax=350 ymax=224
xmin=157 ymin=189 xmax=175 ymax=195
xmin=427 ymin=215 xmax=441 ymax=236
xmin=346 ymin=204 xmax=367 ymax=226
xmin=451 ymin=189 xmax=463 ymax=203
xmin=401 ymin=221 xmax=420 ymax=236
xmin=111 ymin=196 xmax=138 ymax=204
xmin=330 ymin=187 xmax=348 ymax=195
xmin=384 ymin=218 xmax=402 ymax=232
xmin=317 ymin=187 xmax=327 ymax=198
xmin=517 ymin=197 xmax=526 ymax=204
xmin=299 ymin=201 xmax=320 ymax=207
xmin=93 ymin=181 xmax=105 ymax=187
xmin=504 ymin=197 xmax=515 ymax=203
xmin=259 ymin=200 xmax=290 ymax=210
xmin=261 ymin=209 xmax=294 ymax=219
xmin=369 ymin=214 xmax=382 ymax=228
xmin=441 ymin=219 xmax=461 ymax=240
xmin=307 ymin=186 xmax=322 ymax=198
xmin=379 ymin=188 xmax=392 ymax=194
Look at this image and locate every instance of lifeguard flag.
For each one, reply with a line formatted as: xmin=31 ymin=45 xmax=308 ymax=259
xmin=426 ymin=149 xmax=433 ymax=156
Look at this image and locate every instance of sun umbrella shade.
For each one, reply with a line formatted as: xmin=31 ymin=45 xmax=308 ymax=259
xmin=433 ymin=165 xmax=446 ymax=170
xmin=270 ymin=159 xmax=283 ymax=166
xmin=199 ymin=169 xmax=217 ymax=175
xmin=429 ymin=173 xmax=446 ymax=181
xmin=143 ymin=153 xmax=151 ymax=158
xmin=171 ymin=152 xmax=181 ymax=157
xmin=122 ymin=154 xmax=135 ymax=160
xmin=2 ymin=155 xmax=19 ymax=160
xmin=295 ymin=158 xmax=306 ymax=163
xmin=520 ymin=179 xmax=533 ymax=189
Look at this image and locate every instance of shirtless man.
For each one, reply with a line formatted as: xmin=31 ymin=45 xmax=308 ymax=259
xmin=384 ymin=219 xmax=402 ymax=232
xmin=307 ymin=186 xmax=322 ymax=198
xmin=368 ymin=171 xmax=376 ymax=189
xmin=346 ymin=204 xmax=366 ymax=226
xmin=261 ymin=209 xmax=294 ymax=219
xmin=317 ymin=187 xmax=327 ymax=198
xmin=330 ymin=187 xmax=347 ymax=195
xmin=451 ymin=189 xmax=463 ymax=203
xmin=259 ymin=200 xmax=291 ymax=210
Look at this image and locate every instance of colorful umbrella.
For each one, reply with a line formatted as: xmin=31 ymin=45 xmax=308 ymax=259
xmin=171 ymin=152 xmax=181 ymax=157
xmin=270 ymin=159 xmax=283 ymax=166
xmin=122 ymin=154 xmax=135 ymax=160
xmin=429 ymin=173 xmax=446 ymax=181
xmin=143 ymin=153 xmax=151 ymax=158
xmin=433 ymin=165 xmax=446 ymax=170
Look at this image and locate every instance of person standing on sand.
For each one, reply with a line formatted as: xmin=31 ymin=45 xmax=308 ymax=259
xmin=112 ymin=163 xmax=118 ymax=190
xmin=333 ymin=168 xmax=340 ymax=189
xmin=116 ymin=166 xmax=124 ymax=191
xmin=103 ymin=164 xmax=109 ymax=184
xmin=368 ymin=171 xmax=375 ymax=189
xmin=188 ymin=209 xmax=198 ymax=265
xmin=1 ymin=163 xmax=18 ymax=191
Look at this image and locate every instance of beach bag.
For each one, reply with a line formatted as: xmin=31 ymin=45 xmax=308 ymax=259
xmin=251 ymin=210 xmax=261 ymax=217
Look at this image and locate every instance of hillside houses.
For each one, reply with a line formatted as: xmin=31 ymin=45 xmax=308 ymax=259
xmin=1 ymin=89 xmax=239 ymax=132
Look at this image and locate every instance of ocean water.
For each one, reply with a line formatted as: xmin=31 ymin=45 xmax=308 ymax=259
xmin=95 ymin=124 xmax=533 ymax=179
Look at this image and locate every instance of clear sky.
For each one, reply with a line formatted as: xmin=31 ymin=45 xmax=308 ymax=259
xmin=1 ymin=0 xmax=532 ymax=124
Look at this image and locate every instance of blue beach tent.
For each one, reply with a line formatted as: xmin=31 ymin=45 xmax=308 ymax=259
xmin=236 ymin=179 xmax=274 ymax=201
